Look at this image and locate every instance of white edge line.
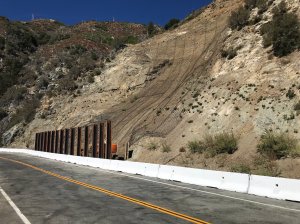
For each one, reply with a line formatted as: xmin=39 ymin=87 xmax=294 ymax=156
xmin=0 ymin=186 xmax=31 ymax=224
xmin=81 ymin=165 xmax=300 ymax=213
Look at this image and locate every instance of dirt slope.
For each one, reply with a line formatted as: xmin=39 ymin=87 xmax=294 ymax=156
xmin=96 ymin=0 xmax=244 ymax=149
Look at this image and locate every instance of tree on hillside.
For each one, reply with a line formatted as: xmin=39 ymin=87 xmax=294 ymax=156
xmin=261 ymin=1 xmax=300 ymax=57
xmin=164 ymin=18 xmax=180 ymax=30
xmin=147 ymin=22 xmax=156 ymax=37
xmin=229 ymin=6 xmax=250 ymax=30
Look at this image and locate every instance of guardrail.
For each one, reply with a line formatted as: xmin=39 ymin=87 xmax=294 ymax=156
xmin=34 ymin=121 xmax=112 ymax=159
xmin=0 ymin=148 xmax=299 ymax=202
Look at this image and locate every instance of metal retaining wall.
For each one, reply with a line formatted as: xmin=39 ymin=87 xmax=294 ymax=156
xmin=34 ymin=121 xmax=112 ymax=159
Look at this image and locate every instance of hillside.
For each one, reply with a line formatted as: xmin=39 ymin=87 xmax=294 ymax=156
xmin=2 ymin=0 xmax=300 ymax=178
xmin=0 ymin=18 xmax=148 ymax=144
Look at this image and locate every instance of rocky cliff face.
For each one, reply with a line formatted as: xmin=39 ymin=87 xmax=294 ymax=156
xmin=2 ymin=0 xmax=300 ymax=178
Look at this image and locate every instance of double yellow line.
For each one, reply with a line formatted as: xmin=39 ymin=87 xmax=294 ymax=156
xmin=0 ymin=156 xmax=209 ymax=224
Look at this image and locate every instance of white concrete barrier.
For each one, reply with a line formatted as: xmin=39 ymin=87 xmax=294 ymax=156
xmin=169 ymin=166 xmax=250 ymax=193
xmin=157 ymin=165 xmax=176 ymax=180
xmin=109 ymin=160 xmax=122 ymax=171
xmin=142 ymin=163 xmax=160 ymax=178
xmin=100 ymin=159 xmax=111 ymax=170
xmin=248 ymin=175 xmax=300 ymax=201
xmin=117 ymin=161 xmax=145 ymax=175
xmin=1 ymin=148 xmax=299 ymax=202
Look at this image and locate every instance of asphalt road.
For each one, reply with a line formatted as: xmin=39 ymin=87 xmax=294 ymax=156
xmin=0 ymin=153 xmax=300 ymax=224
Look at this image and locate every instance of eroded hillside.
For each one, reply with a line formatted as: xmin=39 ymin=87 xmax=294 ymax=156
xmin=3 ymin=0 xmax=300 ymax=178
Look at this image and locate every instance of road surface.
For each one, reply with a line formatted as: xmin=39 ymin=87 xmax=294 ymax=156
xmin=0 ymin=153 xmax=299 ymax=224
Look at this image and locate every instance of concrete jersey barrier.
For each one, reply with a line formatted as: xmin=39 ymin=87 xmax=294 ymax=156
xmin=248 ymin=175 xmax=300 ymax=201
xmin=0 ymin=148 xmax=299 ymax=202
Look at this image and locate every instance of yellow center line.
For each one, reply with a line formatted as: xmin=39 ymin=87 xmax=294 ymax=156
xmin=0 ymin=156 xmax=210 ymax=224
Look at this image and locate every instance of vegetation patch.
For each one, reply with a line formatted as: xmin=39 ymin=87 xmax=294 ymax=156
xmin=294 ymin=101 xmax=300 ymax=112
xmin=161 ymin=142 xmax=171 ymax=153
xmin=188 ymin=132 xmax=238 ymax=156
xmin=261 ymin=1 xmax=300 ymax=57
xmin=252 ymin=155 xmax=281 ymax=177
xmin=0 ymin=109 xmax=8 ymax=121
xmin=257 ymin=131 xmax=300 ymax=159
xmin=221 ymin=47 xmax=237 ymax=60
xmin=9 ymin=97 xmax=40 ymax=128
xmin=229 ymin=6 xmax=250 ymax=30
xmin=147 ymin=142 xmax=158 ymax=151
xmin=231 ymin=163 xmax=251 ymax=174
xmin=187 ymin=140 xmax=205 ymax=154
xmin=164 ymin=18 xmax=180 ymax=30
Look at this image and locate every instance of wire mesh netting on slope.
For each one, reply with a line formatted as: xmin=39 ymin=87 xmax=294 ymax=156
xmin=90 ymin=6 xmax=235 ymax=154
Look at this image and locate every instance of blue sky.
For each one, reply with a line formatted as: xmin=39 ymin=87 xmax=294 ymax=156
xmin=0 ymin=0 xmax=213 ymax=26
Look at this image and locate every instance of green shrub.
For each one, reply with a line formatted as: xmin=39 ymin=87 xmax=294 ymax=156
xmin=90 ymin=51 xmax=99 ymax=61
xmin=148 ymin=142 xmax=158 ymax=151
xmin=231 ymin=164 xmax=251 ymax=174
xmin=257 ymin=131 xmax=299 ymax=159
xmin=188 ymin=132 xmax=238 ymax=156
xmin=6 ymin=23 xmax=37 ymax=53
xmin=67 ymin=45 xmax=87 ymax=55
xmin=9 ymin=97 xmax=40 ymax=127
xmin=261 ymin=2 xmax=300 ymax=57
xmin=286 ymin=89 xmax=296 ymax=99
xmin=36 ymin=32 xmax=51 ymax=45
xmin=164 ymin=18 xmax=180 ymax=30
xmin=37 ymin=76 xmax=49 ymax=89
xmin=294 ymin=101 xmax=300 ymax=111
xmin=209 ymin=132 xmax=239 ymax=155
xmin=245 ymin=0 xmax=271 ymax=13
xmin=188 ymin=140 xmax=205 ymax=153
xmin=147 ymin=22 xmax=156 ymax=37
xmin=87 ymin=75 xmax=95 ymax=83
xmin=221 ymin=47 xmax=237 ymax=60
xmin=0 ymin=108 xmax=8 ymax=120
xmin=0 ymin=86 xmax=27 ymax=106
xmin=124 ymin=36 xmax=139 ymax=45
xmin=57 ymin=76 xmax=78 ymax=91
xmin=0 ymin=57 xmax=26 ymax=95
xmin=49 ymin=33 xmax=70 ymax=44
xmin=0 ymin=36 xmax=5 ymax=50
xmin=161 ymin=143 xmax=171 ymax=153
xmin=229 ymin=7 xmax=250 ymax=30
xmin=252 ymin=155 xmax=281 ymax=177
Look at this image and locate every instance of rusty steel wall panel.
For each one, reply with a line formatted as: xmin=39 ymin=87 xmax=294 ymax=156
xmin=106 ymin=121 xmax=112 ymax=159
xmin=45 ymin=132 xmax=47 ymax=152
xmin=51 ymin=131 xmax=55 ymax=153
xmin=41 ymin=132 xmax=44 ymax=151
xmin=70 ymin=128 xmax=75 ymax=155
xmin=39 ymin=133 xmax=42 ymax=151
xmin=48 ymin=131 xmax=51 ymax=152
xmin=36 ymin=133 xmax=39 ymax=151
xmin=99 ymin=123 xmax=104 ymax=158
xmin=35 ymin=133 xmax=38 ymax=151
xmin=84 ymin=126 xmax=89 ymax=157
xmin=77 ymin=127 xmax=82 ymax=156
xmin=45 ymin=132 xmax=48 ymax=152
xmin=49 ymin=131 xmax=52 ymax=153
xmin=64 ymin=129 xmax=69 ymax=155
xmin=59 ymin=130 xmax=64 ymax=154
xmin=92 ymin=124 xmax=98 ymax=158
xmin=55 ymin=130 xmax=59 ymax=153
